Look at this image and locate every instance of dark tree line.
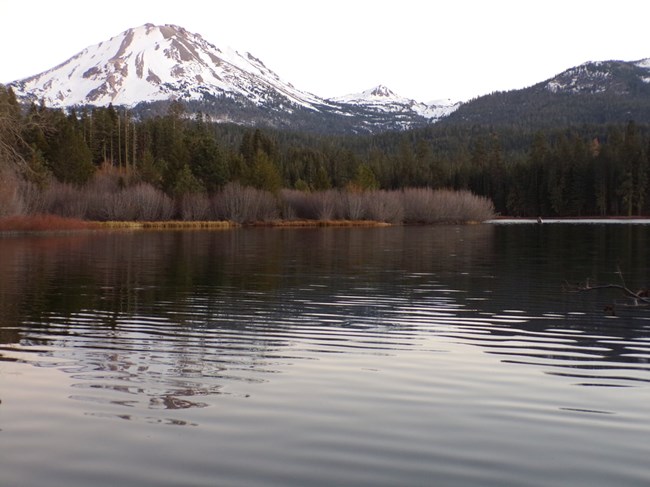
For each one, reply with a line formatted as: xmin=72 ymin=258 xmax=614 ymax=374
xmin=2 ymin=83 xmax=650 ymax=218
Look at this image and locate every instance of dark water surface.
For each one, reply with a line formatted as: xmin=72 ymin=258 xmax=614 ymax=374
xmin=1 ymin=224 xmax=649 ymax=486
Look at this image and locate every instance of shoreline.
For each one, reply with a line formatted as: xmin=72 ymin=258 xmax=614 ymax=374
xmin=0 ymin=215 xmax=396 ymax=234
xmin=3 ymin=214 xmax=650 ymax=234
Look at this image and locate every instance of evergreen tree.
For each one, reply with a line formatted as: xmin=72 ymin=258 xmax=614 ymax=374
xmin=50 ymin=122 xmax=95 ymax=185
xmin=249 ymin=150 xmax=283 ymax=193
xmin=620 ymin=121 xmax=645 ymax=215
xmin=171 ymin=163 xmax=204 ymax=196
xmin=187 ymin=125 xmax=229 ymax=192
xmin=353 ymin=163 xmax=380 ymax=191
xmin=0 ymin=85 xmax=28 ymax=170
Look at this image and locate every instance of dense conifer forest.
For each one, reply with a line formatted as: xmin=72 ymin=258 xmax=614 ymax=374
xmin=2 ymin=83 xmax=649 ymax=222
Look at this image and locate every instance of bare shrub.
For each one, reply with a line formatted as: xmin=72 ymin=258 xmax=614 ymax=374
xmin=311 ymin=189 xmax=341 ymax=220
xmin=19 ymin=179 xmax=47 ymax=215
xmin=280 ymin=189 xmax=343 ymax=221
xmin=120 ymin=183 xmax=174 ymax=221
xmin=105 ymin=192 xmax=136 ymax=221
xmin=254 ymin=190 xmax=279 ymax=222
xmin=280 ymin=189 xmax=312 ymax=219
xmin=84 ymin=188 xmax=111 ymax=221
xmin=84 ymin=164 xmax=139 ymax=220
xmin=92 ymin=163 xmax=134 ymax=191
xmin=364 ymin=190 xmax=405 ymax=223
xmin=401 ymin=188 xmax=435 ymax=223
xmin=402 ymin=188 xmax=494 ymax=223
xmin=180 ymin=193 xmax=211 ymax=221
xmin=0 ymin=168 xmax=26 ymax=217
xmin=42 ymin=181 xmax=87 ymax=218
xmin=342 ymin=191 xmax=366 ymax=220
xmin=437 ymin=189 xmax=495 ymax=222
xmin=143 ymin=185 xmax=174 ymax=221
xmin=214 ymin=182 xmax=278 ymax=223
xmin=279 ymin=197 xmax=297 ymax=220
xmin=83 ymin=180 xmax=174 ymax=222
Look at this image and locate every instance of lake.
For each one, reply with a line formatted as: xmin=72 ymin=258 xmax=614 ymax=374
xmin=1 ymin=224 xmax=649 ymax=486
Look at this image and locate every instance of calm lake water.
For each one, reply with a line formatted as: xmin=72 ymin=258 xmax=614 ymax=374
xmin=1 ymin=224 xmax=649 ymax=486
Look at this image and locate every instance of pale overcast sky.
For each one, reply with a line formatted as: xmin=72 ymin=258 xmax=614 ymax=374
xmin=1 ymin=0 xmax=649 ymax=102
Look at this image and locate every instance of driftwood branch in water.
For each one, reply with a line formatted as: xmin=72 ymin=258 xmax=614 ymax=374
xmin=565 ymin=267 xmax=650 ymax=309
xmin=576 ymin=284 xmax=650 ymax=304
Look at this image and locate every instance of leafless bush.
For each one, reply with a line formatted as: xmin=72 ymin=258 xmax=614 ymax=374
xmin=313 ymin=190 xmax=343 ymax=220
xmin=342 ymin=191 xmax=366 ymax=220
xmin=213 ymin=182 xmax=278 ymax=223
xmin=143 ymin=185 xmax=174 ymax=221
xmin=83 ymin=178 xmax=175 ymax=221
xmin=364 ymin=190 xmax=405 ymax=223
xmin=115 ymin=183 xmax=174 ymax=221
xmin=280 ymin=189 xmax=343 ymax=220
xmin=279 ymin=197 xmax=297 ymax=220
xmin=402 ymin=188 xmax=435 ymax=223
xmin=83 ymin=164 xmax=143 ymax=220
xmin=279 ymin=189 xmax=311 ymax=219
xmin=19 ymin=179 xmax=47 ymax=215
xmin=442 ymin=189 xmax=495 ymax=222
xmin=41 ymin=181 xmax=87 ymax=218
xmin=0 ymin=168 xmax=26 ymax=217
xmin=84 ymin=189 xmax=111 ymax=221
xmin=103 ymin=192 xmax=136 ymax=221
xmin=92 ymin=163 xmax=134 ymax=192
xmin=180 ymin=193 xmax=211 ymax=221
xmin=401 ymin=188 xmax=494 ymax=223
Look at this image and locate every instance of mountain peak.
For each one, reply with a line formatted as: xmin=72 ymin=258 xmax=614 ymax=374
xmin=7 ymin=24 xmax=459 ymax=133
xmin=8 ymin=23 xmax=323 ymax=110
xmin=331 ymin=85 xmax=410 ymax=105
xmin=366 ymin=85 xmax=397 ymax=98
xmin=330 ymin=85 xmax=460 ymax=123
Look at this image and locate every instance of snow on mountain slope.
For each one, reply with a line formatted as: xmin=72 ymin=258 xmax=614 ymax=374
xmin=635 ymin=58 xmax=650 ymax=83
xmin=8 ymin=24 xmax=463 ymax=133
xmin=332 ymin=85 xmax=407 ymax=106
xmin=9 ymin=23 xmax=326 ymax=110
xmin=545 ymin=62 xmax=613 ymax=94
xmin=331 ymin=85 xmax=460 ymax=121
xmin=544 ymin=59 xmax=650 ymax=95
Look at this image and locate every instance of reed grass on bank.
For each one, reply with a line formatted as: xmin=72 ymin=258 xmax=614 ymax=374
xmin=249 ymin=219 xmax=392 ymax=228
xmin=99 ymin=220 xmax=237 ymax=230
xmin=0 ymin=216 xmax=393 ymax=232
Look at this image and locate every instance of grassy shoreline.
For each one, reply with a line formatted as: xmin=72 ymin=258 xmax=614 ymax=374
xmin=0 ymin=215 xmax=399 ymax=233
xmin=5 ymin=214 xmax=646 ymax=234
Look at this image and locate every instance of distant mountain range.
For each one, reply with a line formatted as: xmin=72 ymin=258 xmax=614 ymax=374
xmin=442 ymin=59 xmax=650 ymax=129
xmin=7 ymin=23 xmax=650 ymax=134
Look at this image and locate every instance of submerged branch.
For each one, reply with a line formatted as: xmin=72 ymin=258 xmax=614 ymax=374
xmin=565 ymin=272 xmax=650 ymax=309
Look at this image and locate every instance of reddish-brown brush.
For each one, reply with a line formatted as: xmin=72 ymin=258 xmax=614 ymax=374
xmin=0 ymin=214 xmax=98 ymax=232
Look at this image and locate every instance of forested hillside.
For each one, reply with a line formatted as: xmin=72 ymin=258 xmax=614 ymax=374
xmin=1 ymin=83 xmax=649 ymax=219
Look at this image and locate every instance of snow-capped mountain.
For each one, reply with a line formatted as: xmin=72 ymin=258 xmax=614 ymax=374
xmin=331 ymin=85 xmax=460 ymax=123
xmin=442 ymin=57 xmax=650 ymax=128
xmin=544 ymin=59 xmax=650 ymax=95
xmin=10 ymin=23 xmax=326 ymax=111
xmin=8 ymin=24 xmax=454 ymax=134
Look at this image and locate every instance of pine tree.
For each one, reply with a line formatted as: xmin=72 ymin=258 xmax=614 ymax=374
xmin=51 ymin=122 xmax=95 ymax=185
xmin=620 ymin=121 xmax=644 ymax=216
xmin=249 ymin=150 xmax=282 ymax=194
xmin=353 ymin=163 xmax=380 ymax=191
